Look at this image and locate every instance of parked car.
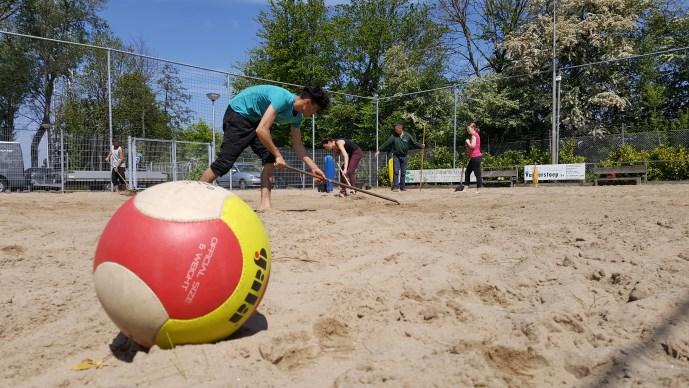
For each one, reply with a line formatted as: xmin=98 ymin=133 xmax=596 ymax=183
xmin=25 ymin=167 xmax=61 ymax=191
xmin=0 ymin=142 xmax=28 ymax=192
xmin=216 ymin=163 xmax=286 ymax=189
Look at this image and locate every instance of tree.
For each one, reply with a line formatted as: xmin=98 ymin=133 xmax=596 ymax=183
xmin=625 ymin=4 xmax=689 ymax=132
xmin=57 ymin=30 xmax=127 ymax=136
xmin=438 ymin=0 xmax=534 ymax=77
xmin=157 ymin=63 xmax=192 ymax=132
xmin=457 ymin=75 xmax=529 ymax=147
xmin=327 ymin=0 xmax=448 ymax=147
xmin=331 ymin=0 xmax=447 ymax=95
xmin=378 ymin=45 xmax=453 ymax=147
xmin=0 ymin=0 xmax=20 ymax=23
xmin=177 ymin=119 xmax=213 ymax=143
xmin=241 ymin=0 xmax=337 ymax=87
xmin=112 ymin=71 xmax=168 ymax=138
xmin=504 ymin=0 xmax=650 ymax=136
xmin=15 ymin=0 xmax=107 ymax=166
xmin=0 ymin=34 xmax=34 ymax=141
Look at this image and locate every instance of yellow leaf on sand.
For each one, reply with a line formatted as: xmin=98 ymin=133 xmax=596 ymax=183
xmin=72 ymin=358 xmax=105 ymax=371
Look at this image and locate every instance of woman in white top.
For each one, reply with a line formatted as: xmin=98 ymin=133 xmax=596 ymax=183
xmin=105 ymin=140 xmax=126 ymax=192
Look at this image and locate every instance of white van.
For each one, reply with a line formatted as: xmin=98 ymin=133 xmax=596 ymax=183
xmin=0 ymin=142 xmax=27 ymax=192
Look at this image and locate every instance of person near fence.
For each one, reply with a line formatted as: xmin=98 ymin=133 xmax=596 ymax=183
xmin=200 ymin=85 xmax=330 ymax=210
xmin=105 ymin=140 xmax=126 ymax=192
xmin=456 ymin=122 xmax=482 ymax=192
xmin=321 ymin=137 xmax=362 ymax=197
xmin=375 ymin=124 xmax=424 ymax=191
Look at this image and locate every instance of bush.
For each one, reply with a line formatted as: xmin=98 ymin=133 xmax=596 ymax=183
xmin=481 ymin=146 xmax=549 ymax=180
xmin=185 ymin=162 xmax=208 ymax=181
xmin=378 ymin=163 xmax=391 ymax=186
xmin=601 ymin=144 xmax=689 ymax=180
xmin=559 ymin=139 xmax=586 ymax=164
xmin=407 ymin=146 xmax=453 ymax=170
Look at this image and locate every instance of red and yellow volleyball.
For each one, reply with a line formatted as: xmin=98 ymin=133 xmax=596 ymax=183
xmin=93 ymin=181 xmax=270 ymax=348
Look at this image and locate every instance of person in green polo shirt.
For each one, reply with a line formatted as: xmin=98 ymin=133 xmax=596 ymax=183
xmin=200 ymin=85 xmax=330 ymax=210
xmin=375 ymin=123 xmax=424 ymax=191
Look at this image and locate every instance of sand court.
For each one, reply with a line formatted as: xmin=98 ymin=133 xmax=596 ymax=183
xmin=1 ymin=185 xmax=689 ymax=387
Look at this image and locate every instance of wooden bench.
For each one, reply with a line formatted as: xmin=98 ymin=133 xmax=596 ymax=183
xmin=593 ymin=164 xmax=647 ymax=185
xmin=481 ymin=168 xmax=519 ymax=187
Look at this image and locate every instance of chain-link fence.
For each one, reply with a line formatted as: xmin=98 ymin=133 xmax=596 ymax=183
xmin=2 ymin=31 xmax=689 ymax=193
xmin=491 ymin=129 xmax=689 ymax=162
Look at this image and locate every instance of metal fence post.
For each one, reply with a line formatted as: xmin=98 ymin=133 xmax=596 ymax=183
xmin=60 ymin=126 xmax=65 ymax=193
xmin=368 ymin=151 xmax=372 ymax=187
xmin=131 ymin=138 xmax=138 ymax=189
xmin=127 ymin=136 xmax=133 ymax=189
xmin=171 ymin=140 xmax=178 ymax=181
xmin=453 ymin=87 xmax=457 ymax=169
xmin=312 ymin=114 xmax=316 ymax=190
xmin=551 ymin=1 xmax=558 ymax=165
xmin=107 ymin=49 xmax=114 ymax=191
xmin=375 ymin=98 xmax=379 ymax=187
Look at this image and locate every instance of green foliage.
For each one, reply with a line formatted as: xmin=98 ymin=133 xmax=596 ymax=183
xmin=112 ymin=72 xmax=168 ymax=138
xmin=601 ymin=144 xmax=689 ymax=180
xmin=157 ymin=63 xmax=192 ymax=131
xmin=559 ymin=139 xmax=586 ymax=164
xmin=241 ymin=0 xmax=337 ymax=88
xmin=0 ymin=36 xmax=33 ymax=141
xmin=241 ymin=0 xmax=448 ymax=147
xmin=14 ymin=0 xmax=108 ymax=166
xmin=177 ymin=119 xmax=213 ymax=143
xmin=457 ymin=75 xmax=529 ymax=145
xmin=186 ymin=162 xmax=208 ymax=181
xmin=407 ymin=147 xmax=453 ymax=169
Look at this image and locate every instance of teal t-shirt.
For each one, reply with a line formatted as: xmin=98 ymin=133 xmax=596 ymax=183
xmin=230 ymin=85 xmax=303 ymax=128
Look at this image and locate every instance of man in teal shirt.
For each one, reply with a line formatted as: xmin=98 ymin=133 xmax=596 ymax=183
xmin=375 ymin=123 xmax=424 ymax=191
xmin=201 ymin=85 xmax=330 ymax=210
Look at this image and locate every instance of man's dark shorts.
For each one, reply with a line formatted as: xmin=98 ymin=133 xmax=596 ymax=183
xmin=111 ymin=167 xmax=126 ymax=185
xmin=210 ymin=106 xmax=275 ymax=177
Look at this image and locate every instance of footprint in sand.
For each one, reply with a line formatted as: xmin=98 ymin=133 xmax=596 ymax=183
xmin=333 ymin=365 xmax=395 ymax=387
xmin=1 ymin=245 xmax=25 ymax=255
xmin=258 ymin=331 xmax=318 ymax=371
xmin=313 ymin=317 xmax=354 ymax=353
xmin=0 ymin=245 xmax=26 ymax=264
xmin=473 ymin=284 xmax=510 ymax=306
xmin=482 ymin=344 xmax=549 ymax=380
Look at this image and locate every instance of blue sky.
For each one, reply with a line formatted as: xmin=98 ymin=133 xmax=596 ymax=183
xmin=99 ymin=0 xmax=269 ymax=71
xmin=98 ymin=0 xmax=351 ymax=70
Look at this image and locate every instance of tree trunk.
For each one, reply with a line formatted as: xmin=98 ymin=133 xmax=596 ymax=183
xmin=31 ymin=74 xmax=55 ymax=167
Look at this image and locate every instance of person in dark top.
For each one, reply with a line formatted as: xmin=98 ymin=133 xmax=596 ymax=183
xmin=375 ymin=124 xmax=424 ymax=191
xmin=321 ymin=137 xmax=363 ymax=196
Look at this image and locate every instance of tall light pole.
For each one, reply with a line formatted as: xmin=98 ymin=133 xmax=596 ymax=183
xmin=551 ymin=0 xmax=559 ymax=164
xmin=206 ymin=92 xmax=221 ymax=153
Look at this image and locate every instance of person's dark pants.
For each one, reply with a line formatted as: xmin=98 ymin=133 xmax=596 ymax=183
xmin=210 ymin=107 xmax=275 ymax=177
xmin=393 ymin=154 xmax=407 ymax=189
xmin=464 ymin=156 xmax=483 ymax=188
xmin=111 ymin=167 xmax=126 ymax=188
xmin=340 ymin=148 xmax=363 ymax=193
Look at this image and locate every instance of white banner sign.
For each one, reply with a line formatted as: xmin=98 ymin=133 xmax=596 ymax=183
xmin=405 ymin=169 xmax=476 ymax=184
xmin=524 ymin=163 xmax=585 ymax=181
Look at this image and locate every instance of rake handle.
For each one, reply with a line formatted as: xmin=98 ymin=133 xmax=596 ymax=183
xmin=282 ymin=165 xmax=400 ymax=205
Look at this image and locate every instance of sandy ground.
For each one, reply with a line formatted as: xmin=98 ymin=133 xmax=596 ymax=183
xmin=1 ymin=184 xmax=689 ymax=387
